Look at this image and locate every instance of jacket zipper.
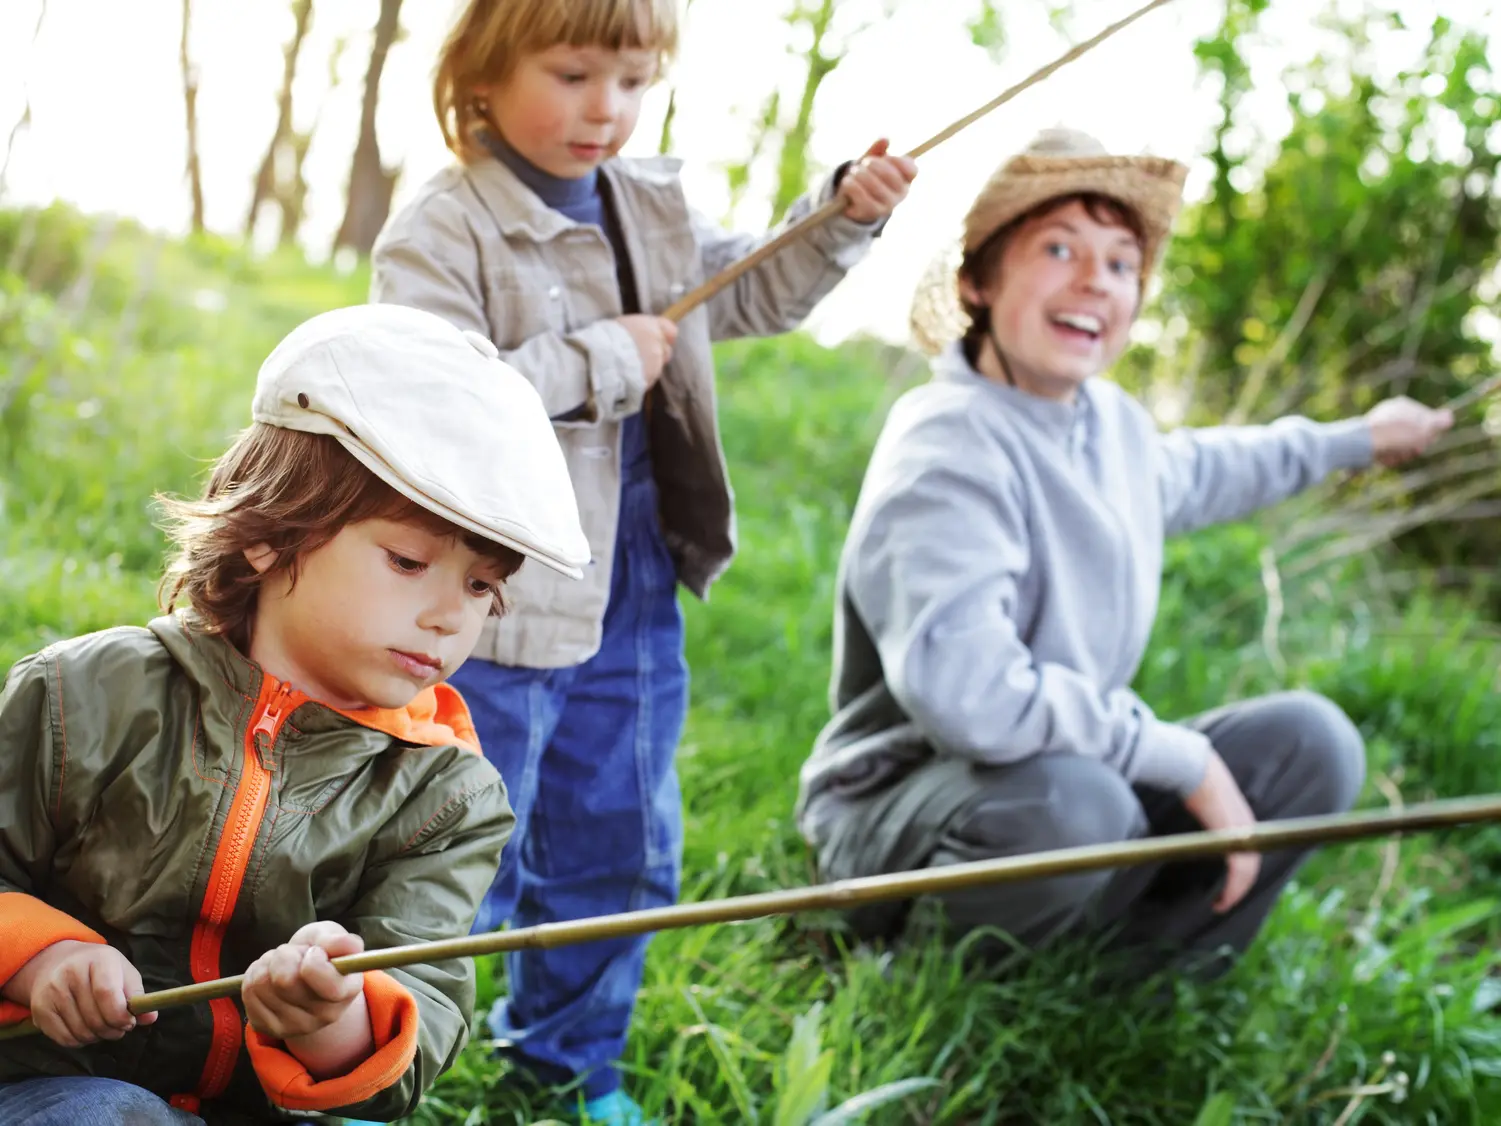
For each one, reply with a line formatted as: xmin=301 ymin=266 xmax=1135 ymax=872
xmin=187 ymin=677 xmax=296 ymax=1101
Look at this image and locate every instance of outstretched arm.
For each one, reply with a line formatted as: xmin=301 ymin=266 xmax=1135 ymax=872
xmin=1158 ymin=395 xmax=1452 ymax=536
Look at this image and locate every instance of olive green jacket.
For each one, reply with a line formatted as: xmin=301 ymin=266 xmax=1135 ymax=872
xmin=0 ymin=614 xmax=515 ymax=1123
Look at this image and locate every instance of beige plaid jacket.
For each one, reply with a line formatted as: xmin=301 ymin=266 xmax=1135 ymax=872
xmin=371 ymin=154 xmax=879 ymax=668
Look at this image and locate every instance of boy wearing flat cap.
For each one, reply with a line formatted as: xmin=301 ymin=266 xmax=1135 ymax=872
xmin=0 ymin=304 xmax=588 ymax=1125
xmin=797 ymin=128 xmax=1452 ymax=972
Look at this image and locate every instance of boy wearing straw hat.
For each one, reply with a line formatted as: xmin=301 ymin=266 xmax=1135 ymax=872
xmin=0 ymin=305 xmax=589 ymax=1124
xmin=796 ymin=127 xmax=1452 ymax=969
xmin=368 ymin=1 xmax=916 ymax=1119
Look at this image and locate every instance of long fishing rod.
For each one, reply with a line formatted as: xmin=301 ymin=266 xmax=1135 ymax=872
xmin=1442 ymin=370 xmax=1501 ymax=415
xmin=4 ymin=792 xmax=1501 ymax=1043
xmin=659 ymin=0 xmax=1180 ymax=323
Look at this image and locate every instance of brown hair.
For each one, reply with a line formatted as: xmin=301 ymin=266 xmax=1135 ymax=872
xmin=958 ymin=192 xmax=1147 ymax=366
xmin=434 ymin=0 xmax=681 ymax=162
xmin=158 ymin=425 xmax=525 ymax=652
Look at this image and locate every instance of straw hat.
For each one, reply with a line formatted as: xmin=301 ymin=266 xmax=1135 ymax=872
xmin=909 ymin=127 xmax=1189 ymax=355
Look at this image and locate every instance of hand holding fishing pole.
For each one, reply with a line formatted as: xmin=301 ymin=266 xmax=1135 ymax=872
xmin=616 ymin=313 xmax=679 ymax=387
xmin=834 ymin=138 xmax=920 ymax=224
xmin=2 ymin=940 xmax=157 ymax=1048
xmin=240 ymin=922 xmax=374 ymax=1076
xmin=1367 ymin=395 xmax=1455 ymax=467
xmin=3 ymin=920 xmax=376 ymax=1068
xmin=1184 ymin=751 xmax=1261 ymax=913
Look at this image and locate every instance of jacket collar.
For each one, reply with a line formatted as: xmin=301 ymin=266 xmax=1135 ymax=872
xmin=463 ymin=157 xmax=576 ymax=242
xmin=148 ymin=613 xmax=480 ymax=753
xmin=460 ymin=152 xmax=685 ymax=243
xmin=477 ymin=129 xmax=600 ymax=214
xmin=329 ymin=686 xmax=479 ymax=753
xmin=931 ymin=342 xmax=1097 ymax=450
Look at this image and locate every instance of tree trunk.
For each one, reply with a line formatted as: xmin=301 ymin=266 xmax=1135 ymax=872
xmin=657 ymin=86 xmax=679 ymax=155
xmin=334 ymin=0 xmax=404 ymax=255
xmin=180 ymin=0 xmax=205 ymax=232
xmin=769 ymin=0 xmax=842 ymax=226
xmin=277 ymin=131 xmax=314 ymax=247
xmin=655 ymin=0 xmax=695 ymax=155
xmin=245 ymin=0 xmax=314 ymax=240
xmin=722 ymin=90 xmax=779 ymax=224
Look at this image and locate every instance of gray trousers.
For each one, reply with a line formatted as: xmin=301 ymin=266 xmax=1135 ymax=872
xmin=808 ymin=691 xmax=1366 ymax=973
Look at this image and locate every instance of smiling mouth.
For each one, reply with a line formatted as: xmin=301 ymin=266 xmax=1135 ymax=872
xmin=1049 ymin=312 xmax=1104 ymax=341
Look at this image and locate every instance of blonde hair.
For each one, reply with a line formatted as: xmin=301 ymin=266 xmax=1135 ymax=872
xmin=158 ymin=426 xmax=524 ymax=652
xmin=434 ymin=0 xmax=681 ymax=162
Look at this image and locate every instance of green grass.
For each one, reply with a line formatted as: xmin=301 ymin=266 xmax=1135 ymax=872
xmin=5 ymin=207 xmax=1501 ymax=1123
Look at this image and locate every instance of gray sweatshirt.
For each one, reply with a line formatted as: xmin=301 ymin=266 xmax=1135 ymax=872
xmin=796 ymin=345 xmax=1373 ymax=843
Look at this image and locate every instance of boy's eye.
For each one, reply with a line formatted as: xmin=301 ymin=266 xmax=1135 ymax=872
xmin=386 ymin=551 xmax=427 ymax=575
xmin=1110 ymin=258 xmax=1139 ymax=277
xmin=621 ymin=76 xmax=647 ymax=91
xmin=557 ymin=71 xmax=588 ymax=84
xmin=468 ymin=577 xmax=498 ymax=598
xmin=1045 ymin=242 xmax=1071 ymax=260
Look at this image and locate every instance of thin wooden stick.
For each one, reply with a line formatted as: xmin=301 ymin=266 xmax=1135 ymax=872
xmin=1442 ymin=370 xmax=1501 ymax=415
xmin=4 ymin=791 xmax=1501 ymax=1042
xmin=660 ymin=0 xmax=1181 ymax=322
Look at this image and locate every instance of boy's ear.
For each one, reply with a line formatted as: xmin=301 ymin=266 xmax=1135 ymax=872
xmin=958 ymin=272 xmax=988 ymax=309
xmin=244 ymin=544 xmax=278 ymax=575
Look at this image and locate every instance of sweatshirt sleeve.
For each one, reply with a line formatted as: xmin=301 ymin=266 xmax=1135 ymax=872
xmin=1157 ymin=415 xmax=1374 ymax=536
xmin=244 ymin=764 xmax=514 ymax=1119
xmin=0 ymin=653 xmax=108 ymax=1026
xmin=845 ymin=425 xmax=1212 ymax=795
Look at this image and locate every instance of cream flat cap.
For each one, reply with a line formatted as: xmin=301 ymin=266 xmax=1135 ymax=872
xmin=252 ymin=303 xmax=590 ymax=578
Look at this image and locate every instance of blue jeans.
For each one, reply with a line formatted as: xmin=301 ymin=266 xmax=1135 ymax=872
xmin=0 ymin=1078 xmax=203 ymax=1126
xmin=448 ymin=472 xmax=688 ymax=1101
xmin=0 ymin=1077 xmax=345 ymax=1125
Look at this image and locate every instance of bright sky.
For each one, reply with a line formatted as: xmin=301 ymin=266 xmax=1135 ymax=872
xmin=0 ymin=0 xmax=1494 ymax=346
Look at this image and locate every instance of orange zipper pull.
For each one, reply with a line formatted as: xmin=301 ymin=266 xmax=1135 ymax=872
xmin=252 ymin=683 xmax=292 ymax=735
xmin=251 ymin=683 xmax=293 ymax=765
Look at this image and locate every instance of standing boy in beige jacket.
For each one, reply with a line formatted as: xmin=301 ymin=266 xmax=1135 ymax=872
xmin=369 ymin=0 xmax=916 ymax=1120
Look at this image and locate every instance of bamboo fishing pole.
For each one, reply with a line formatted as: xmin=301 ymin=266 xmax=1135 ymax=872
xmin=5 ymin=792 xmax=1501 ymax=1043
xmin=659 ymin=0 xmax=1180 ymax=323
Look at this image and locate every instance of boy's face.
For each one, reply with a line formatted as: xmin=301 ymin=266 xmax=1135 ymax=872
xmin=963 ymin=199 xmax=1143 ymax=394
xmin=479 ymin=44 xmax=658 ymax=178
xmin=246 ymin=518 xmax=509 ymax=710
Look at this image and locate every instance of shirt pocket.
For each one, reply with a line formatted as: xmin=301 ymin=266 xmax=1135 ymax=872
xmin=646 ymin=227 xmax=700 ymax=311
xmin=489 ymin=236 xmax=623 ymax=334
xmin=482 ymin=247 xmax=570 ymax=344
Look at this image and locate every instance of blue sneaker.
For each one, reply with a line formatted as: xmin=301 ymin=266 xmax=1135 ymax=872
xmin=581 ymin=1089 xmax=660 ymax=1125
